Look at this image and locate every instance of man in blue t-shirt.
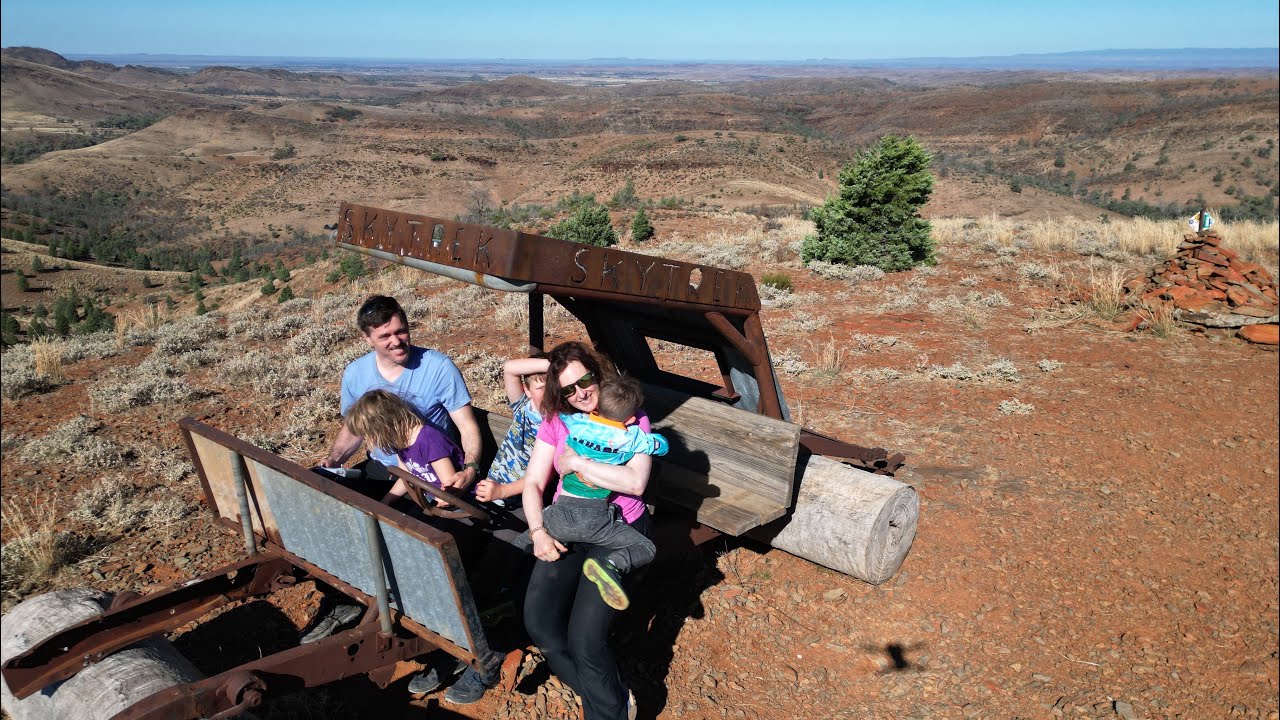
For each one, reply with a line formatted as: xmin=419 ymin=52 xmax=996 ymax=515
xmin=321 ymin=295 xmax=483 ymax=490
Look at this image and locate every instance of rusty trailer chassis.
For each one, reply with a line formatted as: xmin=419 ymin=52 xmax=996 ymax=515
xmin=2 ymin=418 xmax=501 ymax=720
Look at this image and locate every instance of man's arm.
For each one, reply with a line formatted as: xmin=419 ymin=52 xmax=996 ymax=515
xmin=324 ymin=422 xmax=363 ymax=467
xmin=446 ymin=403 xmax=483 ymax=490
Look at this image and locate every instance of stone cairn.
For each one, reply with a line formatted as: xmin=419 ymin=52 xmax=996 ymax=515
xmin=1123 ymin=229 xmax=1279 ymax=345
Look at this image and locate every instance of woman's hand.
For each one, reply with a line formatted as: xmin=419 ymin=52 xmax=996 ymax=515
xmin=556 ymin=444 xmax=580 ymax=477
xmin=531 ymin=528 xmax=567 ymax=562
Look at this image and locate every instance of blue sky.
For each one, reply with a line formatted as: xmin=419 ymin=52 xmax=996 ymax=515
xmin=2 ymin=0 xmax=1277 ymax=60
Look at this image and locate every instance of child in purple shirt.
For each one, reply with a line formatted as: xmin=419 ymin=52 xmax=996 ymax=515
xmin=344 ymin=389 xmax=466 ymax=506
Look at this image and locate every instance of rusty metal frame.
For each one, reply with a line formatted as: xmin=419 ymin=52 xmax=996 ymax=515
xmin=110 ymin=623 xmax=442 ymax=720
xmin=3 ymin=418 xmax=498 ymax=719
xmin=2 ymin=556 xmax=298 ymax=700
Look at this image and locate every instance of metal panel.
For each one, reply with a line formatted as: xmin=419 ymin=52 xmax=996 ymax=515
xmin=251 ymin=462 xmax=473 ymax=650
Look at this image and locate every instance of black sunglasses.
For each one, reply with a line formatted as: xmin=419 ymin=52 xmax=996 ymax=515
xmin=560 ymin=371 xmax=596 ymax=398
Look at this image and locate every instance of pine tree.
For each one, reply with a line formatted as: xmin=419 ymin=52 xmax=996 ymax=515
xmin=277 ymin=285 xmax=295 ymax=303
xmin=28 ymin=317 xmax=49 ymax=339
xmin=630 ymin=207 xmax=655 ymax=243
xmin=547 ymin=201 xmax=617 ymax=247
xmin=0 ymin=313 xmax=19 ymax=347
xmin=16 ymin=273 xmax=30 ymax=292
xmin=801 ymin=135 xmax=935 ymax=273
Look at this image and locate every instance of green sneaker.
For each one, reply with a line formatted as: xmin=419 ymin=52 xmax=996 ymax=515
xmin=583 ymin=558 xmax=630 ymax=611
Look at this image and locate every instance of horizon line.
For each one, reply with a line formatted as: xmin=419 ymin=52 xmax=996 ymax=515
xmin=34 ymin=46 xmax=1280 ymax=65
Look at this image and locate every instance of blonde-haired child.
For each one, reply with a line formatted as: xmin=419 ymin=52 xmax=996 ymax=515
xmin=344 ymin=389 xmax=465 ymax=506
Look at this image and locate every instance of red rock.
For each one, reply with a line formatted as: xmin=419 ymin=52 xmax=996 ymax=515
xmin=1217 ymin=246 xmax=1240 ymax=261
xmin=1205 ymin=288 xmax=1228 ymax=301
xmin=1239 ymin=324 xmax=1279 ymax=345
xmin=1227 ymin=287 xmax=1252 ymax=306
xmin=1174 ymin=296 xmax=1221 ymax=312
xmin=1193 ymin=248 xmax=1229 ymax=267
xmin=1159 ymin=285 xmax=1200 ymax=303
xmin=1234 ymin=304 xmax=1278 ymax=318
xmin=1220 ymin=268 xmax=1248 ymax=285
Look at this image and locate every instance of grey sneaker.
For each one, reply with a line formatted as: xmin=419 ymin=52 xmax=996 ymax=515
xmin=443 ymin=666 xmax=493 ymax=705
xmin=407 ymin=667 xmax=441 ymax=695
xmin=299 ymin=602 xmax=362 ymax=644
xmin=408 ymin=658 xmax=467 ymax=695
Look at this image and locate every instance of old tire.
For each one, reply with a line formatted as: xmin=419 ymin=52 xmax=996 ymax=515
xmin=1 ymin=588 xmax=203 ymax=720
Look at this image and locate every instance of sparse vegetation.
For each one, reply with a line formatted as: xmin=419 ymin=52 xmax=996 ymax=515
xmin=760 ymin=272 xmax=794 ymax=292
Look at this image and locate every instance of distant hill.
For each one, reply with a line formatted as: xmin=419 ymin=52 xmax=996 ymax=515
xmin=47 ymin=47 xmax=1280 ymax=74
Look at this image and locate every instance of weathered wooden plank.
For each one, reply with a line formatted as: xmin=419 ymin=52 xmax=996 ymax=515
xmin=641 ymin=383 xmax=800 ymax=507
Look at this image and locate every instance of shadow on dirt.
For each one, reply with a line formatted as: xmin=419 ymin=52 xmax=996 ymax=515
xmin=613 ymin=509 xmax=726 ymax=719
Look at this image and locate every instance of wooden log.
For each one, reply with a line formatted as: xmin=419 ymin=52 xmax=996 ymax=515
xmin=1 ymin=589 xmax=203 ymax=720
xmin=751 ymin=455 xmax=918 ymax=584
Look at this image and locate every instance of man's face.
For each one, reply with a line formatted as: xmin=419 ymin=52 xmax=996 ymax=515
xmin=363 ymin=315 xmax=411 ymax=366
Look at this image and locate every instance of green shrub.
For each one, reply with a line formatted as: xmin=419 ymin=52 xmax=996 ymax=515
xmin=630 ymin=207 xmax=655 ymax=243
xmin=547 ymin=202 xmax=617 ymax=247
xmin=325 ymin=106 xmax=362 ymax=122
xmin=760 ymin=273 xmax=793 ymax=292
xmin=801 ymin=135 xmax=935 ymax=273
xmin=277 ymin=285 xmax=295 ymax=303
xmin=339 ymin=255 xmax=367 ymax=281
xmin=271 ymin=144 xmax=296 ymax=160
xmin=261 ymin=280 xmax=278 ymax=296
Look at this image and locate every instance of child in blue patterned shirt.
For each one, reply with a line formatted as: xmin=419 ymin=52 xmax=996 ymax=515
xmin=474 ymin=356 xmax=549 ymax=508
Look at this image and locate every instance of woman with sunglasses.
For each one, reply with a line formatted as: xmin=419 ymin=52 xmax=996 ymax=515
xmin=521 ymin=341 xmax=648 ymax=720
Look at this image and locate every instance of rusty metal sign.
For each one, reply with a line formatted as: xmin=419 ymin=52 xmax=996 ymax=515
xmin=337 ymin=202 xmax=761 ymax=312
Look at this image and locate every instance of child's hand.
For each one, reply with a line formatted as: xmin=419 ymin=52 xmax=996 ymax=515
xmin=474 ymin=479 xmax=502 ymax=503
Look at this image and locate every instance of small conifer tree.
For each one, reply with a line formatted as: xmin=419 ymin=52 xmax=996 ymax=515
xmin=277 ymin=285 xmax=295 ymax=303
xmin=1 ymin=312 xmax=18 ymax=346
xmin=801 ymin=135 xmax=935 ymax=272
xmin=630 ymin=207 xmax=655 ymax=243
xmin=547 ymin=201 xmax=617 ymax=247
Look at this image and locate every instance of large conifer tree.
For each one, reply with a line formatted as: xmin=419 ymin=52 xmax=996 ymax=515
xmin=802 ymin=135 xmax=935 ymax=272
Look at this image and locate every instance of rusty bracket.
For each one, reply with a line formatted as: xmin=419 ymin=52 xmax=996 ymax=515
xmin=799 ymin=428 xmax=906 ymax=475
xmin=112 ymin=623 xmax=441 ymax=720
xmin=2 ymin=555 xmax=296 ymax=699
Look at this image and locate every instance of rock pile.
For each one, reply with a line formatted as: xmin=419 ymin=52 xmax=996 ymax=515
xmin=1124 ymin=229 xmax=1279 ymax=345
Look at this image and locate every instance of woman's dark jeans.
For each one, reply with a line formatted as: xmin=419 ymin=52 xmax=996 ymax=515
xmin=523 ymin=510 xmax=651 ymax=720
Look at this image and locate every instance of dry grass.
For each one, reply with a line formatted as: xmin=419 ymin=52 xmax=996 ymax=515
xmin=30 ymin=337 xmax=65 ymax=383
xmin=2 ymin=495 xmax=60 ymax=581
xmin=1085 ymin=265 xmax=1131 ymax=320
xmin=813 ymin=338 xmax=846 ymax=376
xmin=1139 ymin=302 xmax=1180 ymax=338
xmin=0 ymin=494 xmax=86 ymax=600
xmin=935 ymin=215 xmax=1279 ymax=268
